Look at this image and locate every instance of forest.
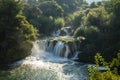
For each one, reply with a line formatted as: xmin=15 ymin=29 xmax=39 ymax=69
xmin=0 ymin=0 xmax=120 ymax=80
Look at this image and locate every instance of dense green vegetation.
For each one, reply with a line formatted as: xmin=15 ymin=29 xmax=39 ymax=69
xmin=86 ymin=0 xmax=120 ymax=79
xmin=73 ymin=0 xmax=120 ymax=63
xmin=23 ymin=0 xmax=87 ymax=35
xmin=0 ymin=0 xmax=37 ymax=65
xmin=23 ymin=0 xmax=64 ymax=35
xmin=0 ymin=0 xmax=120 ymax=79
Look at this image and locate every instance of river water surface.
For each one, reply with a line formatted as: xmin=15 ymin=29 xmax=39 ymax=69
xmin=5 ymin=41 xmax=89 ymax=80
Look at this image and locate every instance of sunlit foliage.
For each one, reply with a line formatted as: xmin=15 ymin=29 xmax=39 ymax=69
xmin=88 ymin=52 xmax=120 ymax=80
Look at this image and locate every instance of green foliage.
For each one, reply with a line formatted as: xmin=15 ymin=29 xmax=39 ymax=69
xmin=74 ymin=26 xmax=99 ymax=38
xmin=88 ymin=52 xmax=120 ymax=80
xmin=74 ymin=26 xmax=100 ymax=53
xmin=54 ymin=18 xmax=65 ymax=29
xmin=72 ymin=13 xmax=84 ymax=29
xmin=37 ymin=16 xmax=54 ymax=35
xmin=0 ymin=0 xmax=23 ymax=17
xmin=32 ymin=15 xmax=65 ymax=35
xmin=73 ymin=0 xmax=120 ymax=63
xmin=87 ymin=7 xmax=110 ymax=27
xmin=111 ymin=0 xmax=120 ymax=17
xmin=103 ymin=0 xmax=120 ymax=58
xmin=23 ymin=4 xmax=42 ymax=28
xmin=0 ymin=0 xmax=37 ymax=64
xmin=65 ymin=14 xmax=75 ymax=26
xmin=75 ymin=26 xmax=100 ymax=62
xmin=55 ymin=0 xmax=86 ymax=16
xmin=110 ymin=53 xmax=120 ymax=75
xmin=39 ymin=1 xmax=64 ymax=18
xmin=23 ymin=0 xmax=88 ymax=35
xmin=23 ymin=0 xmax=66 ymax=35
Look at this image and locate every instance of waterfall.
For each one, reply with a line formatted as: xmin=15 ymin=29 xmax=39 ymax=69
xmin=52 ymin=29 xmax=61 ymax=37
xmin=53 ymin=41 xmax=64 ymax=57
xmin=12 ymin=41 xmax=88 ymax=80
xmin=36 ymin=27 xmax=81 ymax=59
xmin=29 ymin=26 xmax=83 ymax=60
xmin=63 ymin=27 xmax=70 ymax=36
xmin=31 ymin=41 xmax=40 ymax=55
xmin=64 ymin=44 xmax=70 ymax=58
xmin=52 ymin=26 xmax=73 ymax=36
xmin=47 ymin=41 xmax=54 ymax=52
xmin=39 ymin=40 xmax=48 ymax=50
xmin=71 ymin=51 xmax=80 ymax=60
xmin=37 ymin=40 xmax=80 ymax=59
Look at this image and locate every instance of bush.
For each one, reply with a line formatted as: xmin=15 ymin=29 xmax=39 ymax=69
xmin=54 ymin=18 xmax=65 ymax=29
xmin=88 ymin=52 xmax=120 ymax=80
xmin=0 ymin=0 xmax=37 ymax=65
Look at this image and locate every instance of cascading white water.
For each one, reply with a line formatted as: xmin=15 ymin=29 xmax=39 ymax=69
xmin=17 ymin=42 xmax=88 ymax=80
xmin=10 ymin=26 xmax=89 ymax=80
xmin=52 ymin=26 xmax=73 ymax=37
xmin=64 ymin=44 xmax=70 ymax=58
xmin=39 ymin=40 xmax=48 ymax=50
xmin=46 ymin=27 xmax=80 ymax=59
xmin=11 ymin=40 xmax=89 ymax=80
xmin=63 ymin=27 xmax=70 ymax=36
xmin=52 ymin=29 xmax=61 ymax=37
xmin=71 ymin=51 xmax=80 ymax=60
xmin=53 ymin=41 xmax=64 ymax=57
xmin=47 ymin=41 xmax=54 ymax=52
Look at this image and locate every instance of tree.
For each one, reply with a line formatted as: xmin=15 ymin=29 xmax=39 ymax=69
xmin=0 ymin=0 xmax=37 ymax=65
xmin=23 ymin=4 xmax=42 ymax=28
xmin=39 ymin=1 xmax=64 ymax=18
xmin=104 ymin=0 xmax=120 ymax=57
xmin=55 ymin=0 xmax=86 ymax=16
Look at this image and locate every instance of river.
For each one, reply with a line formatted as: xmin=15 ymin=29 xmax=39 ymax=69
xmin=0 ymin=27 xmax=89 ymax=80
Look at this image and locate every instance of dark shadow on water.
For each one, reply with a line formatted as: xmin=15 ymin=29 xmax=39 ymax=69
xmin=0 ymin=59 xmax=24 ymax=71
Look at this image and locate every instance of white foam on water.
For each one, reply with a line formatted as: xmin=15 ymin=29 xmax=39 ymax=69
xmin=12 ymin=42 xmax=89 ymax=80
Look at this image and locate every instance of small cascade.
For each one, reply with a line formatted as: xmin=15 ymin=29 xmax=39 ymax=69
xmin=47 ymin=41 xmax=54 ymax=52
xmin=31 ymin=40 xmax=80 ymax=60
xmin=31 ymin=41 xmax=41 ymax=59
xmin=35 ymin=26 xmax=83 ymax=60
xmin=62 ymin=27 xmax=71 ymax=36
xmin=52 ymin=29 xmax=61 ymax=37
xmin=39 ymin=40 xmax=48 ymax=50
xmin=52 ymin=26 xmax=73 ymax=36
xmin=64 ymin=44 xmax=70 ymax=58
xmin=53 ymin=41 xmax=64 ymax=57
xmin=71 ymin=51 xmax=80 ymax=60
xmin=38 ymin=40 xmax=80 ymax=59
xmin=31 ymin=42 xmax=40 ymax=54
